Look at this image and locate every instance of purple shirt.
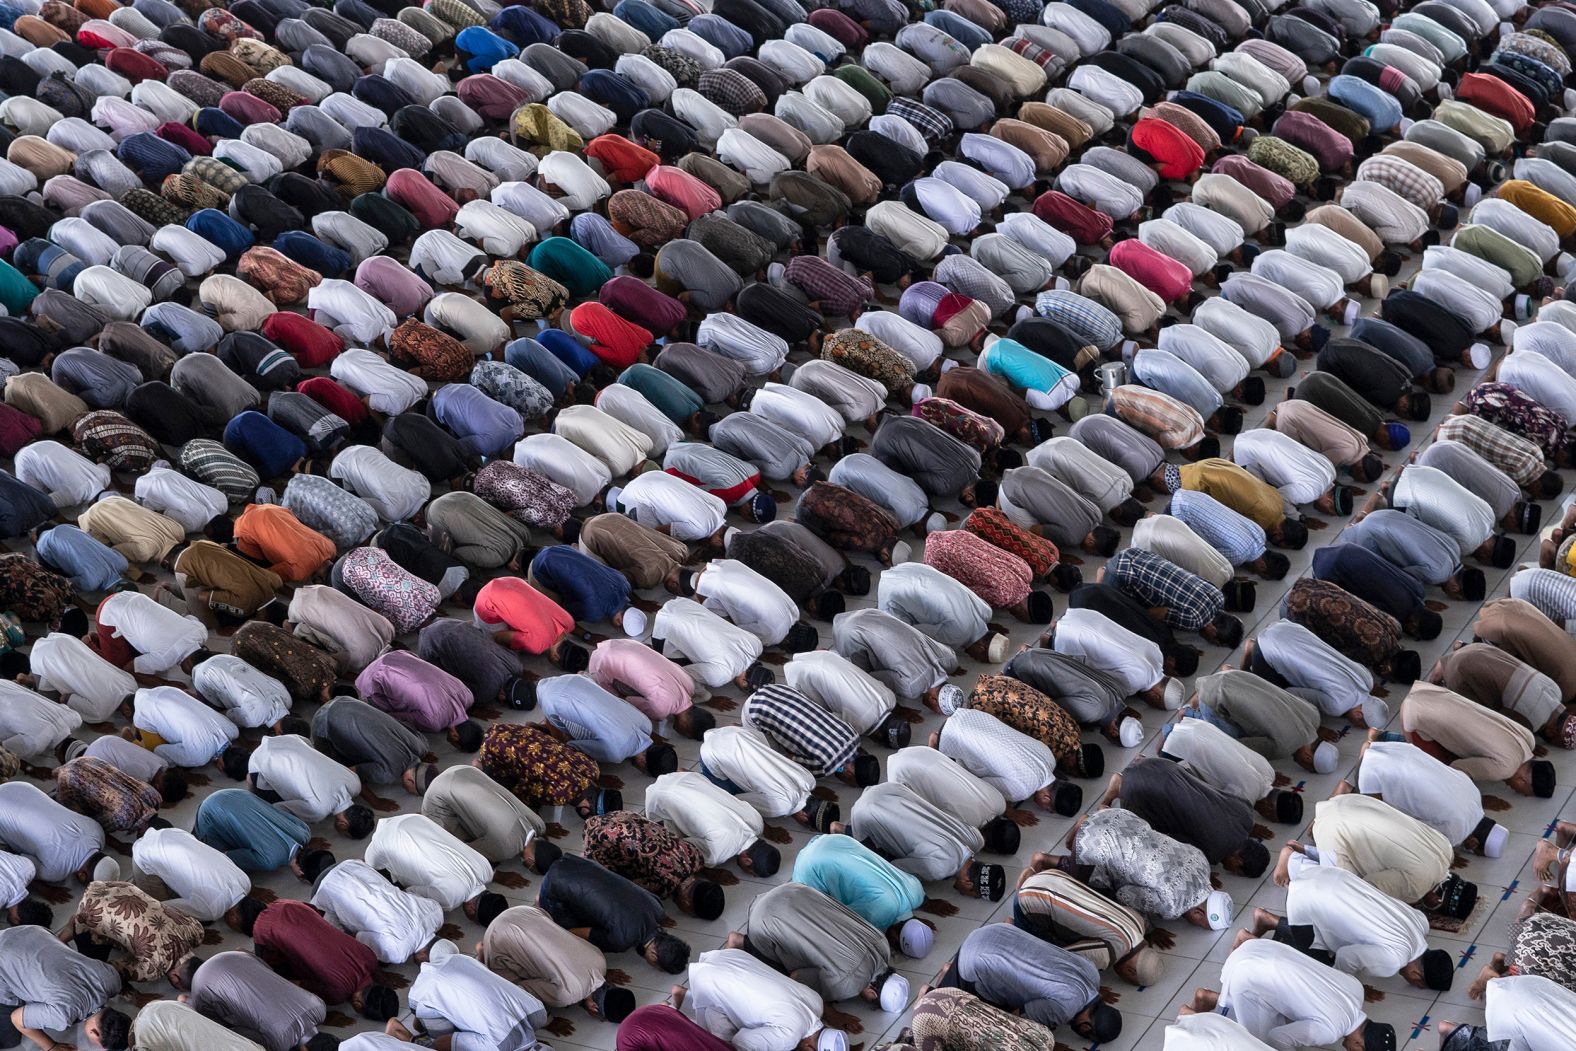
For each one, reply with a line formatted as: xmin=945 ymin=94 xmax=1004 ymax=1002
xmin=353 ymin=650 xmax=472 ymax=733
xmin=353 ymin=256 xmax=434 ymax=320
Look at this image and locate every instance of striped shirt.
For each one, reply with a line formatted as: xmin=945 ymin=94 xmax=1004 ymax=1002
xmin=741 ymin=683 xmax=859 ymax=778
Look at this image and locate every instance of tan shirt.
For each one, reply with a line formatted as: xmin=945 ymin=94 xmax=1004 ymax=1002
xmin=78 ymin=495 xmax=184 ymax=564
xmin=1474 ymin=597 xmax=1576 ymax=702
xmin=1399 ymin=681 xmax=1535 ymax=781
xmin=1270 ymin=400 xmax=1369 ymax=467
xmin=481 ymin=905 xmax=606 ymax=1007
xmin=6 ymin=373 xmax=87 ymax=435
xmin=1312 ymin=794 xmax=1452 ymax=904
xmin=1304 ymin=204 xmax=1385 ymax=262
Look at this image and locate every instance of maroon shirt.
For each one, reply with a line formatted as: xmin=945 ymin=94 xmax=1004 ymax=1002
xmin=252 ymin=900 xmax=375 ymax=1004
xmin=614 ymin=1006 xmax=733 ymax=1051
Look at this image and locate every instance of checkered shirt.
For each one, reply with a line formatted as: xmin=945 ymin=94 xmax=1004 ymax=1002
xmin=742 ymin=682 xmax=859 ymax=778
xmin=1105 ymin=547 xmax=1225 ymax=631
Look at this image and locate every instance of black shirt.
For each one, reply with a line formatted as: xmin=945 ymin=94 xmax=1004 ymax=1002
xmin=538 ymin=855 xmax=663 ymax=953
xmin=1119 ymin=757 xmax=1254 ymax=864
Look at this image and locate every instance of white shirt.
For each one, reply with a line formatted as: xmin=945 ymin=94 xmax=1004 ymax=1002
xmin=887 ymin=745 xmax=1007 ymax=829
xmin=1159 ymin=719 xmax=1273 ymax=804
xmin=1393 ymin=464 xmax=1496 ymax=555
xmin=854 ymin=308 xmax=943 ymax=370
xmin=1218 ymin=938 xmax=1367 ymax=1051
xmin=537 ymin=150 xmax=610 ymax=211
xmin=130 ymin=827 xmax=250 ymax=922
xmin=454 ymin=200 xmax=536 ymax=259
xmin=28 ymin=631 xmax=135 ymax=723
xmin=1231 ymin=427 xmax=1336 ymax=506
xmin=73 ymin=265 xmax=152 ymax=323
xmin=1285 ymin=863 xmax=1429 ymax=979
xmin=364 ymin=814 xmax=491 ymax=912
xmin=466 ymin=136 xmax=540 ymax=183
xmin=191 ymin=654 xmax=290 ymax=730
xmin=698 ymin=725 xmax=813 ymax=818
xmin=614 ymin=472 xmax=726 ymax=543
xmin=784 ymin=649 xmax=895 ymax=737
xmin=408 ymin=952 xmax=544 ymax=1051
xmin=594 ymin=385 xmax=683 ymax=458
xmin=491 ymin=181 xmax=571 ymax=237
xmin=311 ymin=858 xmax=444 ymax=963
xmin=938 ymin=706 xmax=1057 ymax=803
xmin=133 ymin=685 xmax=239 ymax=768
xmin=408 ymin=229 xmax=485 ymax=288
xmin=329 ymin=446 xmax=429 ymax=523
xmin=330 ymin=348 xmax=426 ymax=415
xmin=1256 ymin=620 xmax=1373 ymax=719
xmin=749 ymin=383 xmax=845 ymax=451
xmin=1484 ymin=974 xmax=1576 ymax=1051
xmin=643 ymin=770 xmax=764 ymax=866
xmin=134 ymin=465 xmax=227 ymax=534
xmin=1354 ymin=740 xmax=1483 ymax=845
xmin=309 ymin=281 xmax=398 ymax=347
xmin=13 ymin=440 xmax=110 ymax=508
xmin=685 ymin=948 xmax=823 ymax=1051
xmin=695 ymin=560 xmax=799 ymax=646
xmin=248 ymin=734 xmax=359 ymax=822
xmin=877 ymin=562 xmax=991 ymax=650
xmin=1053 ymin=606 xmax=1165 ymax=694
xmin=512 ymin=433 xmax=609 ymax=507
xmin=151 ymin=224 xmax=226 ymax=278
xmin=1164 ymin=1013 xmax=1277 ymax=1051
xmin=1501 ymin=349 xmax=1576 ymax=426
xmin=0 ymin=680 xmax=78 ymax=760
xmin=313 ymin=211 xmax=389 ymax=266
xmin=97 ymin=591 xmax=208 ymax=674
xmin=0 ymin=850 xmax=33 ymax=908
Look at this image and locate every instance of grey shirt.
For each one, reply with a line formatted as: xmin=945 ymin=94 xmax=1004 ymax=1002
xmin=188 ymin=951 xmax=325 ymax=1051
xmin=1001 ymin=466 xmax=1102 ymax=547
xmin=0 ymin=925 xmax=121 ymax=1032
xmin=1416 ymin=439 xmax=1520 ymax=521
xmin=1196 ymin=669 xmax=1321 ymax=760
xmin=421 ymin=764 xmax=544 ymax=865
xmin=1003 ymin=648 xmax=1127 ymax=726
xmin=310 ymin=697 xmax=425 ymax=786
xmin=956 ymin=923 xmax=1100 ymax=1029
xmin=743 ymin=882 xmax=891 ymax=1003
xmin=0 ymin=781 xmax=105 ymax=882
xmin=833 ymin=608 xmax=958 ymax=700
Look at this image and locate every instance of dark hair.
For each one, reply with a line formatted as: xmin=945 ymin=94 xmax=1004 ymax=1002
xmin=528 ymin=839 xmax=563 ymax=874
xmin=233 ymin=896 xmax=268 ymax=936
xmin=784 ymin=621 xmax=819 ymax=653
xmin=13 ymin=899 xmax=52 ymax=928
xmin=305 ymin=1034 xmax=342 ymax=1051
xmin=1260 ymin=551 xmax=1291 ymax=580
xmin=297 ymin=849 xmax=336 ymax=883
xmin=277 ymin=717 xmax=311 ymax=738
xmin=681 ymin=706 xmax=715 ymax=739
xmin=157 ymin=768 xmax=189 ymax=806
xmin=75 ymin=932 xmax=113 ymax=959
xmin=360 ymin=984 xmax=399 ymax=1021
xmin=644 ymin=743 xmax=679 ymax=776
xmin=97 ymin=1008 xmax=132 ymax=1051
xmin=649 ymin=931 xmax=691 ymax=974
xmin=628 ymin=252 xmax=655 ymax=278
xmin=474 ymin=891 xmax=508 ymax=926
xmin=1212 ymin=614 xmax=1244 ymax=650
xmin=688 ymin=878 xmax=725 ymax=921
xmin=1277 ymin=520 xmax=1309 ymax=550
xmin=219 ymin=745 xmax=251 ymax=782
xmin=452 ymin=719 xmax=484 ymax=753
xmin=1087 ymin=1002 xmax=1122 ymax=1043
xmin=170 ymin=956 xmax=202 ymax=989
xmin=1235 ymin=839 xmax=1271 ymax=879
xmin=342 ymin=804 xmax=375 ymax=840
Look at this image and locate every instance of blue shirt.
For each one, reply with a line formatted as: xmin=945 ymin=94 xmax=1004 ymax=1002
xmin=431 ymin=384 xmax=524 ymax=459
xmin=194 ymin=789 xmax=309 ymax=872
xmin=537 ymin=673 xmax=651 ymax=763
xmin=224 ymin=411 xmax=308 ymax=480
xmin=528 ymin=545 xmax=630 ymax=622
xmin=792 ymin=833 xmax=925 ymax=932
xmin=1168 ymin=489 xmax=1267 ymax=565
xmin=35 ymin=524 xmax=127 ymax=591
xmin=980 ymin=337 xmax=1073 ymax=396
xmin=506 ymin=337 xmax=579 ymax=398
xmin=1342 ymin=508 xmax=1464 ymax=586
xmin=1310 ymin=542 xmax=1425 ymax=621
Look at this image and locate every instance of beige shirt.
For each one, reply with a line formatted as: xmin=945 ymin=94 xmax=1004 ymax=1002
xmin=422 ymin=764 xmax=545 ymax=864
xmin=133 ymin=1001 xmax=266 ymax=1051
xmin=481 ymin=905 xmax=607 ymax=1007
xmin=286 ymin=585 xmax=393 ymax=673
xmin=6 ymin=373 xmax=87 ymax=435
xmin=1399 ymin=681 xmax=1535 ymax=782
xmin=1304 ymin=204 xmax=1385 ymax=262
xmin=1269 ymin=400 xmax=1370 ymax=468
xmin=1312 ymin=794 xmax=1451 ymax=904
xmin=78 ymin=495 xmax=184 ymax=564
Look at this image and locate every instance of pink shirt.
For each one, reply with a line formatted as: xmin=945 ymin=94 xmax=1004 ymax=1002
xmin=587 ymin=638 xmax=695 ymax=719
xmin=354 ymin=256 xmax=434 ymax=320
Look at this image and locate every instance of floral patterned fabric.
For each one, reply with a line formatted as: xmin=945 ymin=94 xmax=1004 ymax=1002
xmin=54 ymin=756 xmax=161 ymax=833
xmin=582 ymin=811 xmax=703 ymax=898
xmin=65 ymin=881 xmax=203 ymax=983
xmin=335 ymin=547 xmax=441 ymax=636
xmin=478 ymin=723 xmax=600 ymax=807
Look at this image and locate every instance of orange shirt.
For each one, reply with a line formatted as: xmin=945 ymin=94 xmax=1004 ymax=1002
xmin=473 ymin=576 xmax=574 ymax=653
xmin=1496 ymin=180 xmax=1576 ymax=238
xmin=233 ymin=503 xmax=335 ymax=583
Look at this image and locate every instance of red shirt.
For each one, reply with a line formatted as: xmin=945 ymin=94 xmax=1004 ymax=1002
xmin=0 ymin=402 xmax=41 ymax=457
xmin=263 ymin=311 xmax=344 ymax=369
xmin=385 ymin=169 xmax=460 ymax=229
xmin=585 ymin=134 xmax=660 ymax=183
xmin=296 ymin=376 xmax=368 ymax=425
xmin=93 ymin=595 xmax=136 ymax=669
xmin=1213 ymin=155 xmax=1296 ymax=208
xmin=473 ymin=577 xmax=575 ymax=653
xmin=1032 ymin=189 xmax=1112 ymax=245
xmin=1130 ymin=117 xmax=1204 ymax=180
xmin=569 ymin=302 xmax=652 ymax=369
xmin=643 ymin=166 xmax=722 ymax=221
xmin=1109 ymin=238 xmax=1193 ymax=303
xmin=253 ymin=900 xmax=376 ymax=1005
xmin=600 ymin=275 xmax=685 ymax=337
xmin=156 ymin=121 xmax=211 ymax=157
xmin=1456 ymin=72 xmax=1535 ymax=132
